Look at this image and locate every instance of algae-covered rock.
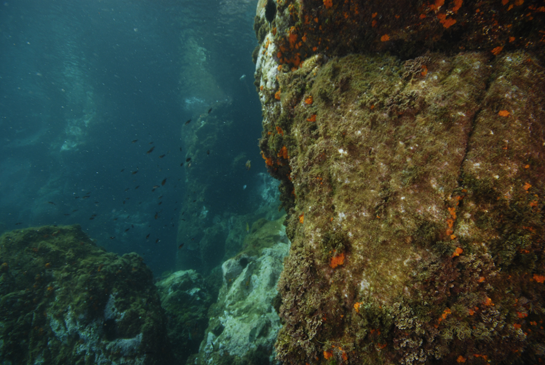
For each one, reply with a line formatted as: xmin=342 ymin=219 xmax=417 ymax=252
xmin=0 ymin=225 xmax=174 ymax=365
xmin=155 ymin=270 xmax=212 ymax=365
xmin=254 ymin=1 xmax=545 ymax=364
xmin=190 ymin=216 xmax=290 ymax=365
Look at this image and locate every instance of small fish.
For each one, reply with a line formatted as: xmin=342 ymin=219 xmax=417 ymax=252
xmin=135 ymin=186 xmax=140 ymax=189
xmin=146 ymin=234 xmax=150 ymax=239
xmin=158 ymin=195 xmax=163 ymax=199
xmin=147 ymin=146 xmax=155 ymax=154
xmin=155 ymin=212 xmax=159 ymax=219
xmin=207 ymin=150 xmax=210 ymax=155
xmin=178 ymin=243 xmax=184 ymax=249
xmin=179 ymin=147 xmax=182 ymax=152
xmin=186 ymin=157 xmax=191 ymax=162
xmin=161 ymin=178 xmax=166 ymax=186
xmin=64 ymin=214 xmax=70 ymax=216
xmin=208 ymin=108 xmax=213 ymax=114
xmin=124 ymin=188 xmax=130 ymax=192
xmin=245 ymin=160 xmax=251 ymax=170
xmin=155 ymin=239 xmax=160 ymax=243
xmin=82 ymin=196 xmax=90 ymax=199
xmin=124 ymin=228 xmax=130 ymax=232
xmin=132 ymin=170 xmax=138 ymax=175
xmin=159 ymin=154 xmax=166 ymax=158
xmin=121 ymin=169 xmax=125 ymax=172
xmin=180 ymin=162 xmax=184 ymax=167
xmin=246 ymin=222 xmax=250 ymax=232
xmin=184 ymin=119 xmax=191 ymax=125
xmin=72 ymin=209 xmax=79 ymax=212
xmin=89 ymin=217 xmax=95 ymax=220
xmin=15 ymin=222 xmax=22 ymax=225
xmin=113 ymin=218 xmax=118 ymax=221
xmin=109 ymin=236 xmax=115 ymax=239
xmin=158 ymin=202 xmax=162 ymax=205
xmin=132 ymin=139 xmax=138 ymax=143
xmin=149 ymin=141 xmax=154 ymax=144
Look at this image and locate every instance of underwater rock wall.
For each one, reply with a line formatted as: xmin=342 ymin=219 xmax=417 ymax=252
xmin=254 ymin=0 xmax=545 ymax=364
xmin=0 ymin=225 xmax=173 ymax=365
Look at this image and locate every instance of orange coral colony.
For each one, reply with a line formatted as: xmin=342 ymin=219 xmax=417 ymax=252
xmin=330 ymin=252 xmax=345 ymax=268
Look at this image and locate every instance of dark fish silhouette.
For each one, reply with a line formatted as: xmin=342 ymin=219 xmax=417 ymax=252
xmin=132 ymin=170 xmax=138 ymax=175
xmin=178 ymin=243 xmax=184 ymax=249
xmin=154 ymin=212 xmax=159 ymax=219
xmin=179 ymin=147 xmax=182 ymax=152
xmin=208 ymin=108 xmax=213 ymax=114
xmin=15 ymin=222 xmax=22 ymax=225
xmin=184 ymin=119 xmax=191 ymax=125
xmin=158 ymin=202 xmax=162 ymax=205
xmin=47 ymin=201 xmax=56 ymax=205
xmin=124 ymin=188 xmax=130 ymax=192
xmin=161 ymin=179 xmax=166 ymax=186
xmin=125 ymin=228 xmax=130 ymax=232
xmin=110 ymin=236 xmax=115 ymax=239
xmin=147 ymin=146 xmax=155 ymax=154
xmin=207 ymin=150 xmax=210 ymax=155
xmin=155 ymin=239 xmax=160 ymax=243
xmin=159 ymin=154 xmax=166 ymax=158
xmin=146 ymin=234 xmax=150 ymax=239
xmin=135 ymin=186 xmax=140 ymax=189
xmin=120 ymin=169 xmax=125 ymax=172
xmin=180 ymin=163 xmax=184 ymax=167
xmin=132 ymin=140 xmax=138 ymax=143
xmin=186 ymin=157 xmax=191 ymax=162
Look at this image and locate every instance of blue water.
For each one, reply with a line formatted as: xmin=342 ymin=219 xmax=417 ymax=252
xmin=0 ymin=0 xmax=263 ymax=275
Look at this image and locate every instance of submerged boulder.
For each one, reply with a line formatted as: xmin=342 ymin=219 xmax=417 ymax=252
xmin=0 ymin=225 xmax=174 ymax=365
xmin=190 ymin=216 xmax=290 ymax=365
xmin=156 ymin=270 xmax=212 ymax=365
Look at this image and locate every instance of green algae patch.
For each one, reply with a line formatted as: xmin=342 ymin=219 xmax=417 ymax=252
xmin=256 ymin=49 xmax=545 ymax=364
xmin=0 ymin=224 xmax=173 ymax=365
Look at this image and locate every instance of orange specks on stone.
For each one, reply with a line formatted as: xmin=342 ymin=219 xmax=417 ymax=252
xmin=491 ymin=46 xmax=504 ymax=55
xmin=330 ymin=252 xmax=345 ymax=268
xmin=299 ymin=213 xmax=304 ymax=224
xmin=484 ymin=297 xmax=494 ymax=306
xmin=307 ymin=114 xmax=317 ymax=122
xmin=275 ymin=90 xmax=281 ymax=100
xmin=509 ymin=36 xmax=516 ymax=42
xmin=514 ymin=323 xmax=522 ymax=329
xmin=277 ymin=146 xmax=289 ymax=159
xmin=452 ymin=247 xmax=463 ymax=257
xmin=323 ymin=350 xmax=333 ymax=360
xmin=502 ymin=0 xmax=509 ymax=4
xmin=524 ymin=182 xmax=532 ymax=191
xmin=372 ymin=12 xmax=378 ymax=18
xmin=377 ymin=343 xmax=387 ymax=349
xmin=452 ymin=0 xmax=463 ymax=12
xmin=498 ymin=109 xmax=510 ymax=117
xmin=421 ymin=65 xmax=428 ymax=76
xmin=260 ymin=85 xmax=264 ymax=91
xmin=468 ymin=308 xmax=475 ymax=315
xmin=341 ymin=352 xmax=348 ymax=361
xmin=354 ymin=302 xmax=362 ymax=313
xmin=533 ymin=274 xmax=545 ymax=283
xmin=437 ymin=13 xmax=456 ymax=28
xmin=478 ymin=277 xmax=485 ymax=283
xmin=304 ymin=95 xmax=313 ymax=105
xmin=441 ymin=308 xmax=452 ymax=320
xmin=323 ymin=0 xmax=333 ymax=9
xmin=380 ymin=34 xmax=390 ymax=42
xmin=276 ymin=126 xmax=284 ymax=135
xmin=420 ymin=13 xmax=427 ymax=19
xmin=261 ymin=153 xmax=274 ymax=166
xmin=457 ymin=355 xmax=466 ymax=363
xmin=517 ymin=311 xmax=528 ymax=318
xmin=450 ymin=234 xmax=457 ymax=240
xmin=515 ymin=0 xmax=524 ymax=5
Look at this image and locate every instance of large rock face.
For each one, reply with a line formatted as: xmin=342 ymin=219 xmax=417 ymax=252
xmin=254 ymin=0 xmax=545 ymax=364
xmin=0 ymin=225 xmax=174 ymax=365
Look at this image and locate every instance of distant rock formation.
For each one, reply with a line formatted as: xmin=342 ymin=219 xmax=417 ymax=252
xmin=254 ymin=0 xmax=545 ymax=364
xmin=0 ymin=225 xmax=174 ymax=365
xmin=189 ymin=216 xmax=290 ymax=365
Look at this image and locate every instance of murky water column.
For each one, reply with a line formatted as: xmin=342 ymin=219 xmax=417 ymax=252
xmin=254 ymin=0 xmax=545 ymax=363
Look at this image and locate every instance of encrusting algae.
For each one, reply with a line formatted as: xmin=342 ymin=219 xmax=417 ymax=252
xmin=253 ymin=0 xmax=545 ymax=363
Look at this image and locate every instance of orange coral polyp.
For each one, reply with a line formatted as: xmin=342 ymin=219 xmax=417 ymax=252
xmin=277 ymin=146 xmax=289 ymax=159
xmin=323 ymin=0 xmax=333 ymax=9
xmin=330 ymin=253 xmax=345 ymax=268
xmin=304 ymin=95 xmax=313 ymax=104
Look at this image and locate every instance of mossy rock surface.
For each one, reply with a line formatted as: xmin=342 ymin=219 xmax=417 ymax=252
xmin=0 ymin=224 xmax=173 ymax=365
xmin=254 ymin=1 xmax=545 ymax=361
